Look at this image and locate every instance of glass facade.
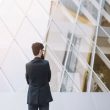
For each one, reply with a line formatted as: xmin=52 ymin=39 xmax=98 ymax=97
xmin=45 ymin=0 xmax=110 ymax=92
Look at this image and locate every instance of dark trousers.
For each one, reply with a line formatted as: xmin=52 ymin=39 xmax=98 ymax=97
xmin=28 ymin=103 xmax=49 ymax=110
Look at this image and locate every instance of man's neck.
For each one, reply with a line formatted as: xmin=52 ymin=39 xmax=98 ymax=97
xmin=36 ymin=55 xmax=41 ymax=58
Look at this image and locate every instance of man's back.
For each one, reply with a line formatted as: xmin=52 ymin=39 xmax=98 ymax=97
xmin=25 ymin=57 xmax=53 ymax=105
xmin=26 ymin=42 xmax=53 ymax=110
xmin=26 ymin=57 xmax=51 ymax=87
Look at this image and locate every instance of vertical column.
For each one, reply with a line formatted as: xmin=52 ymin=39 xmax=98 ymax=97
xmin=87 ymin=0 xmax=103 ymax=92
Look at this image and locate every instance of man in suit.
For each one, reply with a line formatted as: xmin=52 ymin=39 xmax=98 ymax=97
xmin=25 ymin=42 xmax=53 ymax=110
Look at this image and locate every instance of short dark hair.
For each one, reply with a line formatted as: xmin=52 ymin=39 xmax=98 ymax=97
xmin=32 ymin=42 xmax=44 ymax=56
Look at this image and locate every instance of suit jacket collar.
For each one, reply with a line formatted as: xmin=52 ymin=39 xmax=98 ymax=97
xmin=31 ymin=57 xmax=42 ymax=63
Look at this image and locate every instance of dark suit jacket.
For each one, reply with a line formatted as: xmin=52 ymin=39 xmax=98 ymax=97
xmin=25 ymin=57 xmax=53 ymax=105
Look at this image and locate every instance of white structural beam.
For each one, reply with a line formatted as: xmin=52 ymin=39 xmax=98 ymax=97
xmin=72 ymin=0 xmax=97 ymax=25
xmin=98 ymin=26 xmax=110 ymax=38
xmin=87 ymin=0 xmax=103 ymax=92
xmin=89 ymin=0 xmax=110 ymax=25
xmin=89 ymin=0 xmax=100 ymax=10
xmin=96 ymin=47 xmax=110 ymax=70
xmin=93 ymin=72 xmax=109 ymax=92
xmin=102 ymin=9 xmax=110 ymax=23
xmin=59 ymin=0 xmax=82 ymax=92
xmin=60 ymin=3 xmax=76 ymax=24
xmin=106 ymin=0 xmax=110 ymax=5
xmin=81 ymin=6 xmax=97 ymax=25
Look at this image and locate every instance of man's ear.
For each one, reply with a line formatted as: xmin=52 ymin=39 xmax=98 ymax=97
xmin=39 ymin=49 xmax=42 ymax=54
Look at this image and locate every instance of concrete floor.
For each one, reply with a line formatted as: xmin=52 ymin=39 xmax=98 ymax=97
xmin=0 ymin=92 xmax=110 ymax=110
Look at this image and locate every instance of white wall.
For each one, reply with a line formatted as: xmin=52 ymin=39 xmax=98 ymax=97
xmin=0 ymin=0 xmax=51 ymax=92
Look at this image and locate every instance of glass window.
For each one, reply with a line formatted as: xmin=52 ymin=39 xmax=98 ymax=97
xmin=93 ymin=52 xmax=110 ymax=90
xmin=60 ymin=71 xmax=78 ymax=92
xmin=81 ymin=0 xmax=98 ymax=20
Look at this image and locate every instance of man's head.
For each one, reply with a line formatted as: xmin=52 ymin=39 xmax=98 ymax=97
xmin=32 ymin=42 xmax=44 ymax=58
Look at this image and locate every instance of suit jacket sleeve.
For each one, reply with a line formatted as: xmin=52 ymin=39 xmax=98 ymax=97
xmin=48 ymin=62 xmax=51 ymax=82
xmin=25 ymin=64 xmax=29 ymax=84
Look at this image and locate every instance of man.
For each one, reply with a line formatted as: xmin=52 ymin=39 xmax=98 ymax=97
xmin=25 ymin=42 xmax=53 ymax=110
